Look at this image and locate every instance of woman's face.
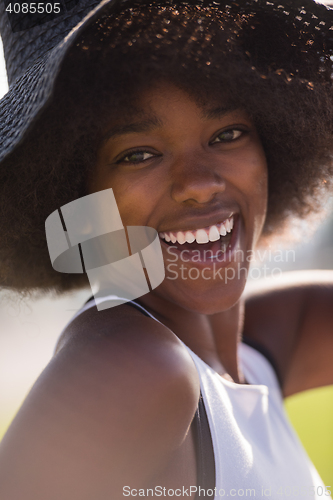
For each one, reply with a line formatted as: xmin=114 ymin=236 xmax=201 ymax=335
xmin=90 ymin=82 xmax=268 ymax=314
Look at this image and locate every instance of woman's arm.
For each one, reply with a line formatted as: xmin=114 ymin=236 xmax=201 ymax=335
xmin=244 ymin=270 xmax=333 ymax=397
xmin=0 ymin=306 xmax=200 ymax=500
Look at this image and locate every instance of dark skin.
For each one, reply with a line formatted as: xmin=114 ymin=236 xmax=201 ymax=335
xmin=90 ymin=82 xmax=268 ymax=383
xmin=0 ymin=83 xmax=332 ymax=500
xmin=244 ymin=271 xmax=333 ymax=396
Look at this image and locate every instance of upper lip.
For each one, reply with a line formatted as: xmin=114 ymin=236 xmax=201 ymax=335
xmin=158 ymin=210 xmax=238 ymax=234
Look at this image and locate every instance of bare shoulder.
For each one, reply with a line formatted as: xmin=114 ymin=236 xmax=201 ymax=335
xmin=244 ymin=270 xmax=333 ymax=395
xmin=0 ymin=303 xmax=200 ymax=500
xmin=55 ymin=301 xmax=200 ymax=400
xmin=56 ymin=302 xmax=200 ymax=403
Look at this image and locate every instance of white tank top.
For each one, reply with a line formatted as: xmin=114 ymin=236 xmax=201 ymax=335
xmin=61 ymin=295 xmax=329 ymax=500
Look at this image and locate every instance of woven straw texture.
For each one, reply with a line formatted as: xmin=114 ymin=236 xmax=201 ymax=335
xmin=1 ymin=0 xmax=333 ymax=165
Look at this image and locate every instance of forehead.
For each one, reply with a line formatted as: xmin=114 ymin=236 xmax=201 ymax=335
xmin=102 ymin=81 xmax=245 ymax=140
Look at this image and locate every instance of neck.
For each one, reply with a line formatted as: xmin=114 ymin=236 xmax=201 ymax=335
xmin=137 ymin=293 xmax=245 ymax=384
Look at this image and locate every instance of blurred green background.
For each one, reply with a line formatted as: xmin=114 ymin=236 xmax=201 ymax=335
xmin=285 ymin=385 xmax=333 ymax=487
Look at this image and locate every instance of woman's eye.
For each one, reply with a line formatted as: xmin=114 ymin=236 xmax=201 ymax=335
xmin=211 ymin=129 xmax=244 ymax=143
xmin=117 ymin=151 xmax=155 ymax=164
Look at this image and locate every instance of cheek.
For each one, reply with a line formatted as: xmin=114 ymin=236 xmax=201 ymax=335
xmin=232 ymin=145 xmax=268 ymax=204
xmin=249 ymin=142 xmax=268 ymax=190
xmin=230 ymin=145 xmax=267 ymax=241
xmin=92 ymin=169 xmax=162 ymax=226
xmin=253 ymin=162 xmax=268 ymax=209
xmin=250 ymin=152 xmax=268 ymax=240
xmin=240 ymin=139 xmax=268 ymax=197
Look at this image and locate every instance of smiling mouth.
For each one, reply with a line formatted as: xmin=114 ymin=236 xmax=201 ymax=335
xmin=158 ymin=216 xmax=235 ymax=260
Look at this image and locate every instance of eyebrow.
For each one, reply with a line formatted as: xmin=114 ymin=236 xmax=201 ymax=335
xmin=103 ymin=117 xmax=163 ymax=142
xmin=203 ymin=105 xmax=239 ymax=120
xmin=102 ymin=105 xmax=240 ymax=142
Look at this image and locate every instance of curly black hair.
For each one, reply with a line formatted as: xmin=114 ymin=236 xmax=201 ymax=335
xmin=1 ymin=3 xmax=333 ymax=293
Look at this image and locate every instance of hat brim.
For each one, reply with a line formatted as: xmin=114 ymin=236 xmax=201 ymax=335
xmin=0 ymin=0 xmax=116 ymax=163
xmin=1 ymin=0 xmax=333 ymax=164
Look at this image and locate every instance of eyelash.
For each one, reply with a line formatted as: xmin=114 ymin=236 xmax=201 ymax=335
xmin=115 ymin=149 xmax=158 ymax=165
xmin=115 ymin=128 xmax=246 ymax=165
xmin=211 ymin=128 xmax=246 ymax=143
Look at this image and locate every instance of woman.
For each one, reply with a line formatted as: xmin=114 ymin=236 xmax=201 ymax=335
xmin=0 ymin=0 xmax=333 ymax=498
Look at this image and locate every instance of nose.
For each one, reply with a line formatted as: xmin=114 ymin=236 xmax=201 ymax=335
xmin=170 ymin=156 xmax=226 ymax=205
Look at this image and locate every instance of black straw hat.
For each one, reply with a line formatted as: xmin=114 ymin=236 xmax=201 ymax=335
xmin=1 ymin=0 xmax=333 ymax=165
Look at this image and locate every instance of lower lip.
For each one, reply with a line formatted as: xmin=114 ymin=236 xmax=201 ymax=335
xmin=159 ymin=216 xmax=241 ymax=269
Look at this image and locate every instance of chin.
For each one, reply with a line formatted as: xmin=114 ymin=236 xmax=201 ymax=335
xmin=157 ymin=270 xmax=248 ymax=315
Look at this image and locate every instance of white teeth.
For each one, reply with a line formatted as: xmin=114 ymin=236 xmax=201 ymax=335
xmin=160 ymin=215 xmax=234 ymax=244
xmin=224 ymin=219 xmax=231 ymax=232
xmin=208 ymin=225 xmax=220 ymax=242
xmin=185 ymin=231 xmax=195 ymax=243
xmin=176 ymin=231 xmax=186 ymax=245
xmin=196 ymin=229 xmax=209 ymax=244
xmin=219 ymin=223 xmax=227 ymax=236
